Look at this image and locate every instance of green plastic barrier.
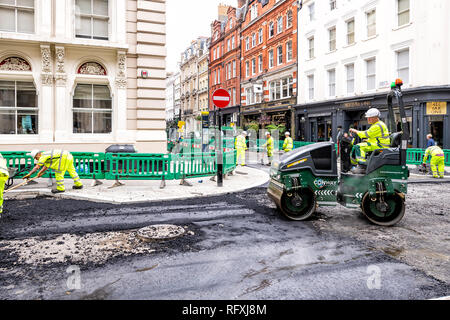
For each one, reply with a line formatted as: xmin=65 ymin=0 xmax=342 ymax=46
xmin=105 ymin=153 xmax=173 ymax=181
xmin=173 ymin=152 xmax=217 ymax=179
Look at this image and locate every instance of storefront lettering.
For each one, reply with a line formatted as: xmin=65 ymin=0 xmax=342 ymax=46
xmin=342 ymin=101 xmax=372 ymax=109
xmin=426 ymin=102 xmax=447 ymax=115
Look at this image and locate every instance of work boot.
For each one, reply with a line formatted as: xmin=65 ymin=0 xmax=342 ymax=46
xmin=51 ymin=189 xmax=65 ymax=194
xmin=351 ymin=165 xmax=366 ymax=175
xmin=72 ymin=185 xmax=84 ymax=190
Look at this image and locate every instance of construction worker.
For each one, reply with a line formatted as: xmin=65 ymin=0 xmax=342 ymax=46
xmin=349 ymin=108 xmax=391 ymax=174
xmin=0 ymin=153 xmax=9 ymax=216
xmin=282 ymin=132 xmax=294 ymax=153
xmin=235 ymin=131 xmax=247 ymax=166
xmin=262 ymin=132 xmax=274 ymax=166
xmin=23 ymin=150 xmax=83 ymax=194
xmin=422 ymin=145 xmax=445 ymax=179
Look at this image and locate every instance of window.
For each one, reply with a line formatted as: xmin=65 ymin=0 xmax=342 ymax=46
xmin=75 ymin=0 xmax=109 ymax=40
xmin=269 ymin=77 xmax=293 ymax=101
xmin=227 ymin=39 xmax=231 ymax=51
xmin=245 ymin=37 xmax=250 ymax=51
xmin=232 ymin=60 xmax=236 ymax=78
xmin=309 ymin=3 xmax=315 ymax=21
xmin=246 ymin=61 xmax=249 ymax=77
xmin=258 ymin=55 xmax=263 ymax=73
xmin=258 ymin=28 xmax=263 ymax=44
xmin=232 ymin=88 xmax=236 ymax=106
xmin=0 ymin=80 xmax=37 ymax=134
xmin=229 ymin=18 xmax=233 ymax=29
xmin=228 ymin=62 xmax=232 ymax=79
xmin=246 ymin=88 xmax=254 ymax=105
xmin=217 ymin=68 xmax=220 ymax=83
xmin=330 ymin=0 xmax=336 ymax=11
xmin=277 ymin=46 xmax=283 ymax=65
xmin=328 ymin=69 xmax=336 ymax=97
xmin=347 ymin=19 xmax=355 ymax=45
xmin=268 ymin=49 xmax=274 ymax=68
xmin=73 ymin=84 xmax=112 ymax=134
xmin=213 ymin=49 xmax=216 ymax=60
xmin=232 ymin=36 xmax=235 ymax=49
xmin=277 ymin=16 xmax=283 ymax=34
xmin=250 ymin=4 xmax=258 ymax=21
xmin=397 ymin=49 xmax=409 ymax=84
xmin=367 ymin=9 xmax=376 ymax=37
xmin=287 ymin=10 xmax=293 ymax=28
xmin=252 ymin=58 xmax=256 ymax=75
xmin=329 ymin=27 xmax=336 ymax=51
xmin=252 ymin=33 xmax=256 ymax=47
xmin=286 ymin=41 xmax=293 ymax=62
xmin=366 ymin=58 xmax=376 ymax=90
xmin=398 ymin=0 xmax=410 ymax=26
xmin=269 ymin=22 xmax=274 ymax=38
xmin=308 ymin=75 xmax=314 ymax=100
xmin=0 ymin=0 xmax=34 ymax=33
xmin=346 ymin=64 xmax=355 ymax=94
xmin=308 ymin=37 xmax=314 ymax=59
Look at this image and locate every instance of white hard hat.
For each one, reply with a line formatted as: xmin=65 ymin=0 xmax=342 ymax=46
xmin=365 ymin=108 xmax=381 ymax=118
xmin=265 ymin=132 xmax=271 ymax=136
xmin=29 ymin=149 xmax=41 ymax=158
xmin=285 ymin=132 xmax=290 ymax=136
xmin=242 ymin=131 xmax=247 ymax=136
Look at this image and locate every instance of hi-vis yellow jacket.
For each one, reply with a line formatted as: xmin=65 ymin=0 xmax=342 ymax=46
xmin=357 ymin=120 xmax=391 ymax=148
xmin=0 ymin=154 xmax=9 ymax=176
xmin=283 ymin=137 xmax=293 ymax=152
xmin=235 ymin=135 xmax=247 ymax=150
xmin=423 ymin=146 xmax=445 ymax=163
xmin=38 ymin=150 xmax=73 ymax=172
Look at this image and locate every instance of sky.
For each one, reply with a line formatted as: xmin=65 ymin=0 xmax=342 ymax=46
xmin=166 ymin=0 xmax=238 ymax=73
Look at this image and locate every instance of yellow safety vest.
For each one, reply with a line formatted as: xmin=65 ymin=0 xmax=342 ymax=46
xmin=423 ymin=146 xmax=445 ymax=163
xmin=283 ymin=137 xmax=293 ymax=152
xmin=357 ymin=121 xmax=391 ymax=148
xmin=38 ymin=150 xmax=72 ymax=172
xmin=0 ymin=154 xmax=9 ymax=176
xmin=264 ymin=137 xmax=274 ymax=152
xmin=235 ymin=135 xmax=247 ymax=150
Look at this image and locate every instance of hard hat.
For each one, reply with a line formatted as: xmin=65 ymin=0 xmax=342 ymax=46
xmin=265 ymin=132 xmax=271 ymax=136
xmin=285 ymin=132 xmax=290 ymax=136
xmin=29 ymin=149 xmax=41 ymax=158
xmin=242 ymin=131 xmax=247 ymax=136
xmin=365 ymin=108 xmax=381 ymax=118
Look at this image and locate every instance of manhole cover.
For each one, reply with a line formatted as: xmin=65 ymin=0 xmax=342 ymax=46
xmin=136 ymin=224 xmax=185 ymax=242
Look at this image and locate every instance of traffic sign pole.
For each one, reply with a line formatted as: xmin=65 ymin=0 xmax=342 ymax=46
xmin=212 ymin=89 xmax=231 ymax=188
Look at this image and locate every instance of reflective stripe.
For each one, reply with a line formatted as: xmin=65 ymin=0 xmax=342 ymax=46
xmin=376 ymin=123 xmax=390 ymax=138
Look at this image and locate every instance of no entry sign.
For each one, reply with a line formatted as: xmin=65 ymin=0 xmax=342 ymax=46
xmin=212 ymin=89 xmax=231 ymax=109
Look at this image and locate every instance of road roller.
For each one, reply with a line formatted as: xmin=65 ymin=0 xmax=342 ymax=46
xmin=267 ymin=80 xmax=410 ymax=226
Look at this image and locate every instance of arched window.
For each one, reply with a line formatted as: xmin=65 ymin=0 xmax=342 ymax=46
xmin=0 ymin=57 xmax=36 ymax=135
xmin=77 ymin=61 xmax=107 ymax=76
xmin=287 ymin=10 xmax=293 ymax=28
xmin=73 ymin=84 xmax=112 ymax=134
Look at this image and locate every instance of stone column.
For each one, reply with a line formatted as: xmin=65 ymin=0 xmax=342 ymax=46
xmin=40 ymin=45 xmax=54 ymax=142
xmin=54 ymin=46 xmax=68 ymax=142
xmin=115 ymin=51 xmax=128 ymax=142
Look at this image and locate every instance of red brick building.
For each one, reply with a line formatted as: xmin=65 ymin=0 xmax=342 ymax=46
xmin=209 ymin=5 xmax=243 ymax=126
xmin=240 ymin=0 xmax=298 ymax=137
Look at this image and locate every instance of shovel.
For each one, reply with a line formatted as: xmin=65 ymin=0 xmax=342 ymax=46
xmin=4 ymin=176 xmax=40 ymax=193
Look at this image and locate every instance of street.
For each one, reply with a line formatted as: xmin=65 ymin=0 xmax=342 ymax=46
xmin=0 ymin=166 xmax=449 ymax=300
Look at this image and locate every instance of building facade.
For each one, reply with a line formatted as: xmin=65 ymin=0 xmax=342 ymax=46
xmin=165 ymin=71 xmax=180 ymax=122
xmin=0 ymin=0 xmax=167 ymax=152
xmin=297 ymin=0 xmax=450 ymax=148
xmin=179 ymin=37 xmax=209 ymax=133
xmin=209 ymin=4 xmax=242 ymax=126
xmin=240 ymin=0 xmax=298 ymax=136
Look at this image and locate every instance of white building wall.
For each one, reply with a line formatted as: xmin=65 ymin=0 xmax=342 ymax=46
xmin=298 ymin=0 xmax=450 ymax=105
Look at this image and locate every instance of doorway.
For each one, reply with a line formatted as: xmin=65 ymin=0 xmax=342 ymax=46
xmin=429 ymin=116 xmax=444 ymax=147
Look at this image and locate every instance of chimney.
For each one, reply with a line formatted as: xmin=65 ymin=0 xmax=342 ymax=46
xmin=218 ymin=3 xmax=230 ymax=20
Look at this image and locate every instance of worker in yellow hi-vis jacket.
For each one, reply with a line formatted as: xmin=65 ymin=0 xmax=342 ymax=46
xmin=282 ymin=132 xmax=294 ymax=153
xmin=262 ymin=132 xmax=275 ymax=166
xmin=23 ymin=150 xmax=83 ymax=194
xmin=0 ymin=153 xmax=9 ymax=216
xmin=235 ymin=131 xmax=247 ymax=166
xmin=422 ymin=145 xmax=445 ymax=179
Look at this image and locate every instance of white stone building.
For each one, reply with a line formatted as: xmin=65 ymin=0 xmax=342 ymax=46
xmin=296 ymin=0 xmax=450 ymax=148
xmin=0 ymin=0 xmax=166 ymax=153
xmin=165 ymin=71 xmax=180 ymax=121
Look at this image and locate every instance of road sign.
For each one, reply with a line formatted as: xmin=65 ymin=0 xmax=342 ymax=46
xmin=212 ymin=89 xmax=231 ymax=109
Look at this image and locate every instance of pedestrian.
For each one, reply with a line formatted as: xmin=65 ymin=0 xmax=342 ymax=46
xmin=23 ymin=150 xmax=83 ymax=194
xmin=349 ymin=108 xmax=391 ymax=174
xmin=0 ymin=153 xmax=9 ymax=216
xmin=422 ymin=145 xmax=445 ymax=179
xmin=235 ymin=131 xmax=248 ymax=166
xmin=282 ymin=132 xmax=293 ymax=153
xmin=262 ymin=132 xmax=274 ymax=166
xmin=336 ymin=126 xmax=343 ymax=157
xmin=426 ymin=134 xmax=436 ymax=148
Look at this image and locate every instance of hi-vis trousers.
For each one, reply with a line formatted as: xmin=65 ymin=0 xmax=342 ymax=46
xmin=0 ymin=173 xmax=8 ymax=214
xmin=55 ymin=156 xmax=83 ymax=191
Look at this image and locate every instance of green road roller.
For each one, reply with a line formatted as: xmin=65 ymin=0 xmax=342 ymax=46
xmin=267 ymin=80 xmax=410 ymax=226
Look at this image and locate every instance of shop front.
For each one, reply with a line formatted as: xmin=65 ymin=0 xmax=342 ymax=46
xmin=295 ymin=86 xmax=450 ymax=149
